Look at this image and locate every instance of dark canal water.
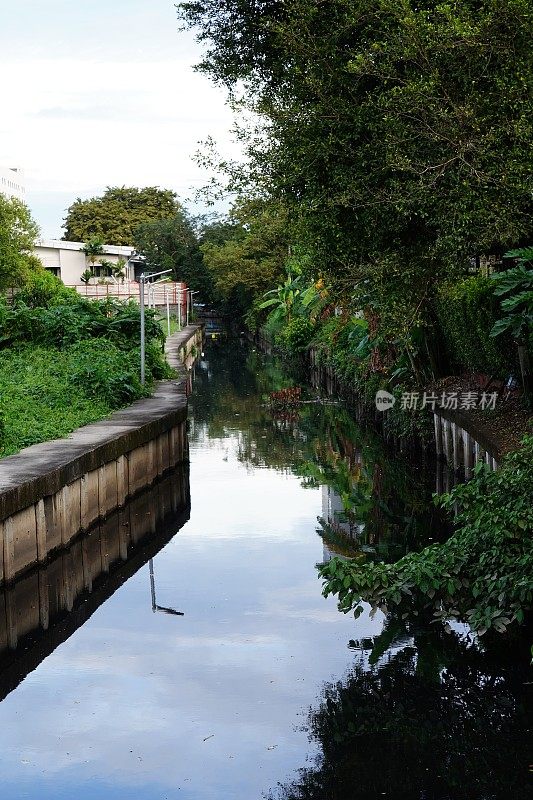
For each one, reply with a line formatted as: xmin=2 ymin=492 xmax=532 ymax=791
xmin=0 ymin=338 xmax=531 ymax=799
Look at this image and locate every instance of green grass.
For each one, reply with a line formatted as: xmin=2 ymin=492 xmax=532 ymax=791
xmin=156 ymin=312 xmax=183 ymax=336
xmin=0 ymin=343 xmax=154 ymax=456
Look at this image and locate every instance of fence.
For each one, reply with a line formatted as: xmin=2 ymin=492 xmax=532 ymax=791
xmin=67 ymin=281 xmax=188 ymax=311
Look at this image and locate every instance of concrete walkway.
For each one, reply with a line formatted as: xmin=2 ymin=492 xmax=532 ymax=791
xmin=165 ymin=324 xmax=202 ymax=372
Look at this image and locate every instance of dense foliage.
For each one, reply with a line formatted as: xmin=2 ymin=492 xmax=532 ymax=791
xmin=200 ymin=198 xmax=288 ymax=316
xmin=320 ymin=436 xmax=533 ymax=636
xmin=179 ymin=0 xmax=532 ymax=293
xmin=0 ymin=195 xmax=41 ymax=292
xmin=435 ymin=275 xmax=517 ymax=377
xmin=0 ymin=295 xmax=163 ymax=350
xmin=269 ymin=625 xmax=532 ymax=800
xmin=179 ymin=0 xmax=532 ymax=392
xmin=0 ymin=276 xmax=170 ymax=456
xmin=62 ymin=186 xmax=181 ymax=245
xmin=134 ymin=211 xmax=215 ymax=300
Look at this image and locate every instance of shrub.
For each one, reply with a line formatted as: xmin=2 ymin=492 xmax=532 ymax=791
xmin=67 ymin=340 xmax=147 ymax=406
xmin=320 ymin=436 xmax=533 ymax=636
xmin=1 ymin=296 xmax=163 ymax=350
xmin=276 ymin=316 xmax=314 ymax=354
xmin=15 ymin=270 xmax=78 ymax=308
xmin=0 ymin=338 xmax=172 ymax=457
xmin=435 ymin=276 xmax=517 ymax=377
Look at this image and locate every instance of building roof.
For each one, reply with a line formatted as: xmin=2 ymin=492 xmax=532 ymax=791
xmin=36 ymin=239 xmax=136 ymax=256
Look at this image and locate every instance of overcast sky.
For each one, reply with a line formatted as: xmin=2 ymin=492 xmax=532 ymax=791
xmin=0 ymin=0 xmax=237 ymax=238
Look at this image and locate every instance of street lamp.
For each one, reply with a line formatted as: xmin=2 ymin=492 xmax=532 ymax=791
xmin=187 ymin=290 xmax=199 ymax=326
xmin=149 ymin=558 xmax=184 ymax=616
xmin=139 ymin=270 xmax=172 ymax=385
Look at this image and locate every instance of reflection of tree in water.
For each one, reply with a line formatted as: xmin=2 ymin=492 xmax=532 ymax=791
xmin=268 ymin=624 xmax=533 ymax=800
xmin=194 ymin=343 xmax=532 ymax=800
xmin=191 ymin=341 xmax=447 ymax=554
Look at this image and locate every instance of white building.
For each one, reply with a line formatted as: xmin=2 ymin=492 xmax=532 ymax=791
xmin=0 ymin=166 xmax=26 ymax=202
xmin=33 ymin=239 xmax=187 ymax=310
xmin=34 ymin=239 xmax=143 ymax=285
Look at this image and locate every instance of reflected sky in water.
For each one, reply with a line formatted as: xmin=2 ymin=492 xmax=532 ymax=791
xmin=0 ymin=341 xmax=383 ymax=799
xmin=2 ymin=339 xmax=530 ymax=800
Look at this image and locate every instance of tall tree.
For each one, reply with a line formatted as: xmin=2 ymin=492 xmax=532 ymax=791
xmin=63 ymin=186 xmax=181 ymax=245
xmin=134 ymin=211 xmax=215 ymax=301
xmin=0 ymin=196 xmax=40 ymax=292
xmin=200 ymin=197 xmax=289 ymax=316
xmin=178 ymin=0 xmax=533 ymax=330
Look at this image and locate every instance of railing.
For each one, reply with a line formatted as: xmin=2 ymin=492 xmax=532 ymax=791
xmin=67 ymin=281 xmax=187 ymax=307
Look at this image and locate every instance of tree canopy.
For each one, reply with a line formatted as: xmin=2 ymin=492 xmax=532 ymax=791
xmin=134 ymin=212 xmax=215 ymax=301
xmin=200 ymin=198 xmax=289 ymax=315
xmin=178 ymin=0 xmax=533 ymax=316
xmin=0 ymin=196 xmax=41 ymax=292
xmin=62 ymin=186 xmax=181 ymax=245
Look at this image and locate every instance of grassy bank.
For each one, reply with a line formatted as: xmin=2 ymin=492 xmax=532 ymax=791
xmin=0 ymin=274 xmax=172 ymax=457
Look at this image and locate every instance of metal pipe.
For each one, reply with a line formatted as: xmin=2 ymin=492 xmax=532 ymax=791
xmin=140 ymin=274 xmax=146 ymax=385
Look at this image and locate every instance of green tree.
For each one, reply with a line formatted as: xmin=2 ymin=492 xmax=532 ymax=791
xmin=178 ymin=0 xmax=533 ymax=362
xmin=0 ymin=195 xmax=40 ymax=292
xmin=134 ymin=211 xmax=214 ymax=301
xmin=200 ymin=197 xmax=289 ymax=316
xmin=63 ymin=186 xmax=181 ymax=245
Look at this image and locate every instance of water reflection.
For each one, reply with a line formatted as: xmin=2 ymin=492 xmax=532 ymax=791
xmin=0 ymin=338 xmax=530 ymax=799
xmin=191 ymin=339 xmax=449 ymax=562
xmin=269 ymin=623 xmax=533 ymax=799
xmin=0 ymin=467 xmax=190 ymax=704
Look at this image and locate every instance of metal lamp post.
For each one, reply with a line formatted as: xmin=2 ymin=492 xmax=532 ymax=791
xmin=139 ymin=269 xmax=172 ymax=385
xmin=149 ymin=558 xmax=184 ymax=616
xmin=187 ymin=290 xmax=199 ymax=326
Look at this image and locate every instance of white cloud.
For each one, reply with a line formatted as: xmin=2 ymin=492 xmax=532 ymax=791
xmin=1 ymin=4 xmax=240 ymax=236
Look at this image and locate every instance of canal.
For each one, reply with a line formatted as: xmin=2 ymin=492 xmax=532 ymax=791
xmin=0 ymin=337 xmax=531 ymax=798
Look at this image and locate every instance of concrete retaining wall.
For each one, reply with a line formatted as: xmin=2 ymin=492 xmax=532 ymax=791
xmin=0 ymin=466 xmax=190 ymax=691
xmin=0 ymin=325 xmax=202 ymax=586
xmin=433 ymin=411 xmax=499 ymax=478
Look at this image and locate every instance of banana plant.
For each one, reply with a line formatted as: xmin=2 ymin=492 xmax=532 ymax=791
xmin=491 ymin=247 xmax=533 ymax=407
xmin=259 ymin=269 xmax=302 ymax=323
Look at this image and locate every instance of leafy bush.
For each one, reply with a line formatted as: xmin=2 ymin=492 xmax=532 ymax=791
xmin=319 ymin=437 xmax=533 ymax=636
xmin=490 ymin=262 xmax=533 ymax=341
xmin=0 ymin=339 xmax=172 ymax=456
xmin=68 ymin=340 xmax=146 ymax=406
xmin=1 ymin=296 xmax=163 ymax=350
xmin=310 ymin=315 xmax=370 ymax=383
xmin=0 ymin=289 xmax=172 ymax=456
xmin=276 ymin=316 xmax=314 ymax=354
xmin=15 ymin=270 xmax=78 ymax=308
xmin=435 ymin=276 xmax=516 ymax=377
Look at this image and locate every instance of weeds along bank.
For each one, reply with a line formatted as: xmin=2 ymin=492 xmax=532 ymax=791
xmin=249 ymin=259 xmax=533 ymax=452
xmin=246 ymin=269 xmax=533 ymax=641
xmin=0 ymin=272 xmax=171 ymax=457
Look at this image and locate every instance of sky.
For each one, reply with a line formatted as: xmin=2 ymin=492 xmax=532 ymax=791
xmin=0 ymin=0 xmax=237 ymax=238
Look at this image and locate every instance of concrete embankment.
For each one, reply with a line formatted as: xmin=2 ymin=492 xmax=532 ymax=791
xmin=254 ymin=329 xmax=502 ymax=479
xmin=0 ymin=466 xmax=190 ymax=694
xmin=0 ymin=325 xmax=203 ymax=586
